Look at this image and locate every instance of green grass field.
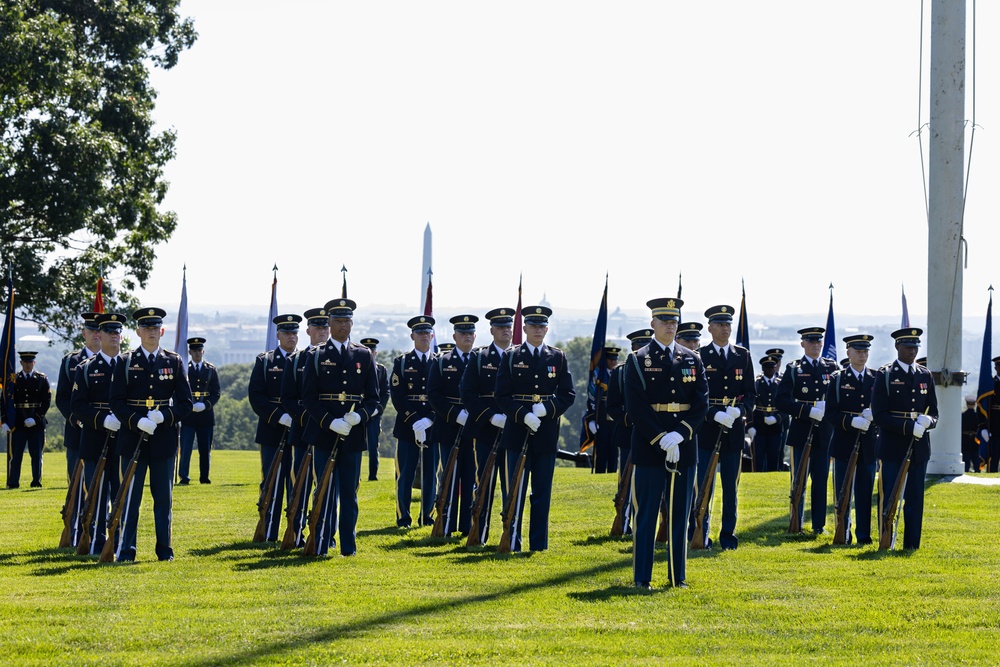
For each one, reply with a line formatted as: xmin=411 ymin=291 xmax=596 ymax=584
xmin=3 ymin=451 xmax=1000 ymax=666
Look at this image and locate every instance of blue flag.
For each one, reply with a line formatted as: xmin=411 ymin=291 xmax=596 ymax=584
xmin=173 ymin=266 xmax=189 ymax=365
xmin=580 ymin=276 xmax=609 ymax=455
xmin=1 ymin=273 xmax=15 ymax=427
xmin=822 ymin=286 xmax=837 ymax=361
xmin=976 ymin=289 xmax=994 ymax=466
xmin=736 ymin=279 xmax=750 ymax=351
xmin=264 ymin=266 xmax=278 ymax=352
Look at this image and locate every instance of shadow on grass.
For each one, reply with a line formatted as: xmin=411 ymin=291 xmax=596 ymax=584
xmin=571 ymin=533 xmax=628 ymax=547
xmin=854 ymin=547 xmax=917 ymax=561
xmin=189 ymin=541 xmax=275 ymax=558
xmin=356 ymin=526 xmax=407 ymax=538
xmin=568 ymin=583 xmax=676 ymax=602
xmin=179 ymin=556 xmax=632 ymax=667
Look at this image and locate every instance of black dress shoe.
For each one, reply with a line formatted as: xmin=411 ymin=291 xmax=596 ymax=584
xmin=7 ymin=484 xmax=19 ymax=489
xmin=634 ymin=581 xmax=653 ymax=591
xmin=200 ymin=478 xmax=211 ymax=484
xmin=674 ymin=581 xmax=689 ymax=589
xmin=158 ymin=555 xmax=174 ymax=562
xmin=30 ymin=480 xmax=42 ymax=488
xmin=178 ymin=479 xmax=189 ymax=485
xmin=368 ymin=476 xmax=377 ymax=481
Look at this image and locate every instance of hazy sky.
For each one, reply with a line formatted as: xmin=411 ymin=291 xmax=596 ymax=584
xmin=134 ymin=1 xmax=1000 ymax=326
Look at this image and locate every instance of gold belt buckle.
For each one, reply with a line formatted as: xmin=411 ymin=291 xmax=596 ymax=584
xmin=337 ymin=392 xmax=346 ymax=401
xmin=146 ymin=397 xmax=154 ymax=409
xmin=532 ymin=394 xmax=541 ymax=403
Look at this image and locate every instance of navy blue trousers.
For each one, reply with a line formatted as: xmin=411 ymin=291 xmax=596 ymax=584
xmin=633 ymin=461 xmax=695 ymax=586
xmin=366 ymin=417 xmax=382 ymax=480
xmin=470 ymin=435 xmax=507 ymax=545
xmin=311 ymin=448 xmax=361 ymax=556
xmin=503 ymin=448 xmax=556 ymax=552
xmin=833 ymin=458 xmax=876 ymax=545
xmin=395 ymin=438 xmax=438 ymax=527
xmin=754 ymin=431 xmax=784 ymax=472
xmin=259 ymin=442 xmax=293 ymax=541
xmin=789 ymin=441 xmax=831 ymax=532
xmin=179 ymin=424 xmax=213 ymax=483
xmin=7 ymin=428 xmax=44 ymax=487
xmin=692 ymin=449 xmax=741 ymax=548
xmin=117 ymin=453 xmax=174 ymax=561
xmin=879 ymin=458 xmax=927 ymax=549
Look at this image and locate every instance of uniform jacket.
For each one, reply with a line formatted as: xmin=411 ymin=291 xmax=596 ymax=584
xmin=248 ymin=348 xmax=293 ymax=447
xmin=110 ymin=348 xmax=193 ymax=459
xmin=751 ymin=374 xmax=783 ymax=436
xmin=13 ymin=370 xmax=51 ymax=427
xmin=606 ymin=363 xmax=632 ymax=451
xmin=281 ymin=346 xmax=316 ymax=448
xmin=824 ymin=366 xmax=878 ymax=464
xmin=698 ymin=343 xmax=756 ymax=453
xmin=56 ymin=348 xmax=93 ymax=451
xmin=390 ymin=350 xmax=437 ymax=442
xmin=775 ymin=356 xmax=839 ymax=448
xmin=495 ymin=343 xmax=576 ymax=455
xmin=301 ymin=339 xmax=379 ymax=452
xmin=70 ymin=354 xmax=119 ymax=461
xmin=459 ymin=343 xmax=507 ymax=445
xmin=427 ymin=347 xmax=474 ymax=450
xmin=375 ymin=362 xmax=390 ymax=413
xmin=872 ymin=360 xmax=939 ymax=464
xmin=181 ymin=360 xmax=221 ymax=428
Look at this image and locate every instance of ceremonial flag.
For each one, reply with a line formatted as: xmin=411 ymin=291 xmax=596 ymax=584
xmin=1 ymin=272 xmax=15 ymax=428
xmin=423 ymin=268 xmax=437 ymax=353
xmin=901 ymin=285 xmax=910 ymax=328
xmin=736 ymin=278 xmax=750 ymax=351
xmin=513 ymin=273 xmax=523 ymax=346
xmin=579 ymin=276 xmax=609 ymax=456
xmin=822 ymin=284 xmax=837 ymax=361
xmin=264 ymin=265 xmax=278 ymax=352
xmin=173 ymin=265 xmax=189 ymax=365
xmin=976 ymin=288 xmax=994 ymax=466
xmin=93 ymin=275 xmax=105 ymax=315
xmin=341 ymin=265 xmax=348 ymax=299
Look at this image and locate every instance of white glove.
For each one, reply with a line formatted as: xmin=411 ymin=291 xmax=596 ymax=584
xmin=912 ymin=422 xmax=927 ymax=439
xmin=861 ymin=408 xmax=873 ymax=422
xmin=916 ymin=414 xmax=933 ymax=429
xmin=587 ymin=420 xmax=597 ymax=434
xmin=414 ymin=428 xmax=427 ymax=446
xmin=103 ymin=414 xmax=122 ymax=432
xmin=532 ymin=403 xmax=547 ymax=418
xmin=413 ymin=417 xmax=433 ymax=432
xmin=371 ymin=407 xmax=379 ymax=418
xmin=851 ymin=416 xmax=870 ymax=432
xmin=490 ymin=413 xmax=507 ymax=429
xmin=809 ymin=406 xmax=825 ymax=422
xmin=278 ymin=413 xmax=293 ymax=428
xmin=192 ymin=402 xmax=206 ymax=413
xmin=147 ymin=409 xmax=164 ymax=425
xmin=659 ymin=432 xmax=683 ymax=463
xmin=137 ymin=417 xmax=157 ymax=435
xmin=764 ymin=415 xmax=778 ymax=426
xmin=747 ymin=427 xmax=757 ymax=439
xmin=0 ymin=423 xmax=10 ymax=437
xmin=343 ymin=411 xmax=361 ymax=426
xmin=330 ymin=418 xmax=352 ymax=436
xmin=524 ymin=413 xmax=542 ymax=432
xmin=24 ymin=418 xmax=36 ymax=428
xmin=456 ymin=409 xmax=469 ymax=426
xmin=815 ymin=400 xmax=826 ymax=412
xmin=981 ymin=429 xmax=991 ymax=444
xmin=725 ymin=406 xmax=741 ymax=419
xmin=713 ymin=411 xmax=735 ymax=429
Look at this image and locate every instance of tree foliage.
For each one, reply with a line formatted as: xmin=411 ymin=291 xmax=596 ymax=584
xmin=0 ymin=0 xmax=197 ymax=341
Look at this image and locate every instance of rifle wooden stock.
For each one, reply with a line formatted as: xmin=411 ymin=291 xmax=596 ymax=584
xmin=690 ymin=423 xmax=729 ymax=550
xmin=59 ymin=458 xmax=86 ymax=548
xmin=832 ymin=430 xmax=863 ymax=545
xmin=280 ymin=445 xmax=314 ymax=550
xmin=431 ymin=426 xmax=464 ymax=538
xmin=466 ymin=429 xmax=502 ymax=548
xmin=302 ymin=435 xmax=342 ymax=557
xmin=99 ymin=434 xmax=146 ymax=563
xmin=788 ymin=423 xmax=816 ymax=534
xmin=497 ymin=431 xmax=532 ymax=554
xmin=77 ymin=433 xmax=114 ymax=555
xmin=610 ymin=451 xmax=633 ymax=537
xmin=253 ymin=427 xmax=289 ymax=543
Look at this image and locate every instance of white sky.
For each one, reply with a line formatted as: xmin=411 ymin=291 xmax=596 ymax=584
xmin=135 ymin=1 xmax=1000 ymax=324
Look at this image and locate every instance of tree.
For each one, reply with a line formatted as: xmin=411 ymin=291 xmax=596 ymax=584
xmin=0 ymin=1 xmax=197 ymax=341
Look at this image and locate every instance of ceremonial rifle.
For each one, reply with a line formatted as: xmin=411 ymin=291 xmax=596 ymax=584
xmin=77 ymin=432 xmax=114 ymax=555
xmin=59 ymin=458 xmax=86 ymax=548
xmin=253 ymin=426 xmax=289 ymax=542
xmin=497 ymin=430 xmax=532 ymax=554
xmin=466 ymin=428 xmax=503 ymax=548
xmin=690 ymin=398 xmax=735 ymax=549
xmin=879 ymin=409 xmax=928 ymax=550
xmin=302 ymin=433 xmax=342 ymax=557
xmin=832 ymin=429 xmax=863 ymax=545
xmin=609 ymin=449 xmax=633 ymax=537
xmin=280 ymin=444 xmax=314 ymax=550
xmin=788 ymin=422 xmax=816 ymax=534
xmin=431 ymin=425 xmax=464 ymax=538
xmin=99 ymin=433 xmax=147 ymax=563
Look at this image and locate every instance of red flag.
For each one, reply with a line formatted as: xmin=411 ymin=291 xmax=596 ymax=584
xmin=513 ymin=273 xmax=523 ymax=345
xmin=93 ymin=277 xmax=105 ymax=314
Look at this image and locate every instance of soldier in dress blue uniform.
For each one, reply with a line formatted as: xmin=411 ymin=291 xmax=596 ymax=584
xmin=70 ymin=312 xmax=125 ymax=554
xmin=56 ymin=312 xmax=101 ymax=481
xmin=7 ymin=351 xmax=51 ymax=488
xmin=391 ymin=316 xmax=439 ymax=528
xmin=495 ymin=306 xmax=576 ymax=552
xmin=427 ymin=314 xmax=479 ymax=535
xmin=825 ymin=334 xmax=878 ymax=545
xmin=300 ymin=298 xmax=380 ymax=556
xmin=676 ymin=322 xmax=702 ymax=351
xmin=767 ymin=347 xmax=792 ymax=470
xmin=775 ymin=327 xmax=838 ymax=534
xmin=247 ymin=313 xmax=300 ymax=541
xmin=459 ymin=307 xmax=514 ymax=544
xmin=178 ymin=337 xmax=221 ymax=484
xmin=693 ymin=305 xmax=756 ymax=550
xmin=872 ymin=328 xmax=938 ymax=550
xmin=589 ymin=345 xmax=620 ymax=475
xmin=280 ymin=307 xmax=330 ymax=546
xmin=360 ymin=337 xmax=390 ymax=482
xmin=750 ymin=356 xmax=785 ymax=472
xmin=109 ymin=307 xmax=193 ymax=562
xmin=625 ymin=298 xmax=708 ymax=589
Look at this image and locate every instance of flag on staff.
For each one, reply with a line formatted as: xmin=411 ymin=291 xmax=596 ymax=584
xmin=513 ymin=273 xmax=523 ymax=346
xmin=822 ymin=283 xmax=837 ymax=361
xmin=1 ymin=271 xmax=16 ymax=429
xmin=93 ymin=274 xmax=105 ymax=314
xmin=423 ymin=267 xmax=437 ymax=353
xmin=579 ymin=276 xmax=609 ymax=456
xmin=341 ymin=265 xmax=348 ymax=299
xmin=677 ymin=272 xmax=682 ymax=300
xmin=901 ymin=285 xmax=910 ymax=328
xmin=976 ymin=287 xmax=994 ymax=468
xmin=736 ymin=278 xmax=750 ymax=351
xmin=264 ymin=265 xmax=278 ymax=352
xmin=173 ymin=265 xmax=189 ymax=365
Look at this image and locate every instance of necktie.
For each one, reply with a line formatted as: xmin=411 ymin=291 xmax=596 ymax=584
xmin=533 ymin=347 xmax=540 ymax=361
xmin=148 ymin=353 xmax=155 ymax=365
xmin=719 ymin=347 xmax=726 ymax=362
xmin=341 ymin=344 xmax=346 ymax=356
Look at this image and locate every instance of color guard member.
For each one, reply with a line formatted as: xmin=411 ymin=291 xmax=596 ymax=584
xmin=360 ymin=338 xmax=390 ymax=482
xmin=750 ymin=356 xmax=784 ymax=472
xmin=7 ymin=351 xmax=51 ymax=488
xmin=676 ymin=322 xmax=703 ymax=351
xmin=179 ymin=337 xmax=220 ymax=484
